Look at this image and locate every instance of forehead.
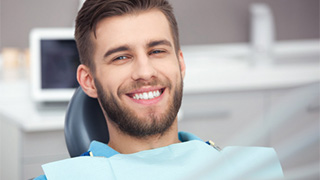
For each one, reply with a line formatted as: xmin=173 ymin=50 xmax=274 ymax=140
xmin=93 ymin=9 xmax=174 ymax=50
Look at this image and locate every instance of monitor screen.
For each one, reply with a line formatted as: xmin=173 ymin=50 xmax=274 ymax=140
xmin=40 ymin=39 xmax=80 ymax=89
xmin=30 ymin=28 xmax=80 ymax=102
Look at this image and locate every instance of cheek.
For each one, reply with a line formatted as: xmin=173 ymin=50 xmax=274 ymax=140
xmin=154 ymin=56 xmax=180 ymax=69
xmin=96 ymin=68 xmax=129 ymax=95
xmin=156 ymin=68 xmax=181 ymax=89
xmin=156 ymin=60 xmax=181 ymax=78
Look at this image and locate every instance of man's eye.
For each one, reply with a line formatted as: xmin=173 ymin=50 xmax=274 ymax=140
xmin=114 ymin=56 xmax=128 ymax=61
xmin=150 ymin=50 xmax=165 ymax=55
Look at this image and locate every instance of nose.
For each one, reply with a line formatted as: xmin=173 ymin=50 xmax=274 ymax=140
xmin=131 ymin=54 xmax=157 ymax=81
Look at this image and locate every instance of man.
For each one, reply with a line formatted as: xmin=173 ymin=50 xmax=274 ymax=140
xmin=35 ymin=0 xmax=283 ymax=179
xmin=76 ymin=0 xmax=185 ymax=153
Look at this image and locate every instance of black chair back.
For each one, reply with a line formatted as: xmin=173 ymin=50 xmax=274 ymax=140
xmin=64 ymin=87 xmax=109 ymax=157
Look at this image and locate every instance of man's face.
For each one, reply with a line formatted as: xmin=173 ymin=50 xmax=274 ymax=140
xmin=91 ymin=10 xmax=185 ymax=138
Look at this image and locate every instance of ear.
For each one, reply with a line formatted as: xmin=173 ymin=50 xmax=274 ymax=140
xmin=178 ymin=50 xmax=186 ymax=79
xmin=77 ymin=64 xmax=98 ymax=98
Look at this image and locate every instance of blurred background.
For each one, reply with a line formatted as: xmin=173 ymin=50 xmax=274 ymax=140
xmin=0 ymin=0 xmax=319 ymax=179
xmin=0 ymin=0 xmax=319 ymax=48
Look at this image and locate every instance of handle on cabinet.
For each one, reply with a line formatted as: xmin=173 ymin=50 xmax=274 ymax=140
xmin=178 ymin=108 xmax=231 ymax=121
xmin=307 ymin=103 xmax=319 ymax=113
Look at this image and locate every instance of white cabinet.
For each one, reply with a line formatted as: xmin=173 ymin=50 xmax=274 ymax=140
xmin=267 ymin=83 xmax=319 ymax=179
xmin=179 ymin=91 xmax=267 ymax=148
xmin=0 ymin=119 xmax=69 ymax=180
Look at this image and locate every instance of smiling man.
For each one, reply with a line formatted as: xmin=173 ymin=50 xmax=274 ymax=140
xmin=78 ymin=4 xmax=185 ymax=153
xmin=35 ymin=0 xmax=284 ymax=179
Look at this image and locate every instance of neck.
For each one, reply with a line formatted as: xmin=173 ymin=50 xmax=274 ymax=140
xmin=107 ymin=120 xmax=180 ymax=154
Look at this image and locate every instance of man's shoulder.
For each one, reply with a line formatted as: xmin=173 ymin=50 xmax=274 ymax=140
xmin=33 ymin=174 xmax=47 ymax=180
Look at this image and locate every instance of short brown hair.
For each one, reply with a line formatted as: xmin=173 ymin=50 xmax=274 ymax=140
xmin=75 ymin=0 xmax=180 ymax=71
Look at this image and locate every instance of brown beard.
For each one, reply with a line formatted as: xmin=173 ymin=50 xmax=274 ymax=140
xmin=95 ymin=77 xmax=183 ymax=139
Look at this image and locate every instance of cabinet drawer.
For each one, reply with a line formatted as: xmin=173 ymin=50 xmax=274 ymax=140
xmin=267 ymin=83 xmax=320 ymax=178
xmin=179 ymin=91 xmax=266 ymax=147
xmin=22 ymin=130 xmax=69 ymax=158
xmin=23 ymin=154 xmax=69 ymax=180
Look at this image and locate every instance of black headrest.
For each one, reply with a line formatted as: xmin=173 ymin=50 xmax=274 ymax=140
xmin=64 ymin=87 xmax=109 ymax=157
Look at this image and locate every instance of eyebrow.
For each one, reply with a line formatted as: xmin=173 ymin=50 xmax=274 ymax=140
xmin=104 ymin=45 xmax=131 ymax=59
xmin=147 ymin=39 xmax=172 ymax=48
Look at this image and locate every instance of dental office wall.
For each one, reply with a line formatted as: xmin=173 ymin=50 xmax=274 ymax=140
xmin=0 ymin=0 xmax=319 ymax=49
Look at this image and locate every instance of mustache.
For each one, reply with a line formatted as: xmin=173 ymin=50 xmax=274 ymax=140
xmin=118 ymin=78 xmax=171 ymax=95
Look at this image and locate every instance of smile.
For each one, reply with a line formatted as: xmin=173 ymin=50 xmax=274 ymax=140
xmin=127 ymin=88 xmax=165 ymax=100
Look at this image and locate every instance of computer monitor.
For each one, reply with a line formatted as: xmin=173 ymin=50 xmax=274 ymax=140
xmin=30 ymin=28 xmax=80 ymax=102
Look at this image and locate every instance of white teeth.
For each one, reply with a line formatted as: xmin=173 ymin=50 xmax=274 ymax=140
xmin=132 ymin=90 xmax=162 ymax=100
xmin=143 ymin=92 xmax=148 ymax=99
xmin=148 ymin=92 xmax=154 ymax=99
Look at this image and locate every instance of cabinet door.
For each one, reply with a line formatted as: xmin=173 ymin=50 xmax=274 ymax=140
xmin=268 ymin=83 xmax=319 ymax=179
xmin=0 ymin=118 xmax=21 ymax=180
xmin=178 ymin=91 xmax=266 ymax=148
xmin=22 ymin=130 xmax=70 ymax=179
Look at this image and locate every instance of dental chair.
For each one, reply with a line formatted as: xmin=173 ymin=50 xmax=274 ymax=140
xmin=64 ymin=87 xmax=109 ymax=157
